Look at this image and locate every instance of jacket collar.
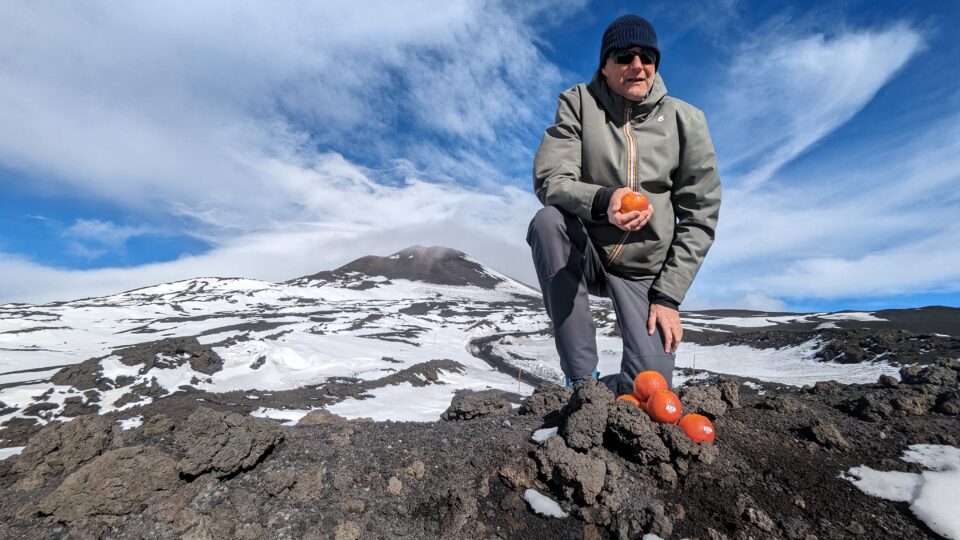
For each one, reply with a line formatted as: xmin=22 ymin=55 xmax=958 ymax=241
xmin=588 ymin=71 xmax=667 ymax=123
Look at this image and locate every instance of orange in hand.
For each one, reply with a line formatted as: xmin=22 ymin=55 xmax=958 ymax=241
xmin=678 ymin=413 xmax=716 ymax=443
xmin=618 ymin=191 xmax=650 ymax=214
xmin=633 ymin=371 xmax=668 ymax=403
xmin=616 ymin=394 xmax=641 ymax=407
xmin=646 ymin=389 xmax=683 ymax=424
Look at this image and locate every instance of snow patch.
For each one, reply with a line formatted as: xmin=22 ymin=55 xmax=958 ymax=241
xmin=0 ymin=446 xmax=25 ymax=460
xmin=250 ymin=407 xmax=311 ymax=425
xmin=523 ymin=489 xmax=568 ymax=518
xmin=531 ymin=427 xmax=558 ymax=444
xmin=820 ymin=311 xmax=886 ymax=322
xmin=118 ymin=415 xmax=144 ymax=430
xmin=844 ymin=444 xmax=960 ymax=539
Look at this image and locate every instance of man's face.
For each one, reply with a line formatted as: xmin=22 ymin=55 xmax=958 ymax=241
xmin=601 ymin=46 xmax=657 ymax=102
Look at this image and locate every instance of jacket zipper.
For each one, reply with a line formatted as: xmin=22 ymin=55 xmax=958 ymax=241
xmin=607 ymin=106 xmax=637 ymax=267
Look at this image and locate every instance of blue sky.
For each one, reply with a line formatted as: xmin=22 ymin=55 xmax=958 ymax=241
xmin=1 ymin=0 xmax=958 ymax=312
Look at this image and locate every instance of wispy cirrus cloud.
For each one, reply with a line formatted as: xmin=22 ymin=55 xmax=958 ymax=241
xmin=714 ymin=22 xmax=924 ymax=191
xmin=62 ymin=219 xmax=157 ymax=261
xmin=686 ymin=108 xmax=960 ymax=310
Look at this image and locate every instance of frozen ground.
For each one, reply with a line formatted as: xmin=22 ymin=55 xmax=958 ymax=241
xmin=496 ymin=334 xmax=902 ymax=388
xmin=845 ymin=444 xmax=960 ymax=539
xmin=0 ymin=248 xmax=957 ymax=539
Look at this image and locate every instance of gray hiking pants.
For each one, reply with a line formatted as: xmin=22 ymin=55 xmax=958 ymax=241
xmin=526 ymin=206 xmax=675 ymax=394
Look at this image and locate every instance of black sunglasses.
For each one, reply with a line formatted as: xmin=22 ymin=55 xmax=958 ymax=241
xmin=612 ymin=48 xmax=657 ymax=66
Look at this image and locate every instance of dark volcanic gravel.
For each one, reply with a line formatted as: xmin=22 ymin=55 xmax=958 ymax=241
xmin=686 ymin=326 xmax=960 ymax=366
xmin=0 ymin=358 xmax=957 ymax=539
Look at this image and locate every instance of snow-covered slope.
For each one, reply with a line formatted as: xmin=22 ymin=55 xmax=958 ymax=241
xmin=0 ymin=246 xmax=546 ymax=427
xmin=1 ymin=245 xmax=955 ymax=434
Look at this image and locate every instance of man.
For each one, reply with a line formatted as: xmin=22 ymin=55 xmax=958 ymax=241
xmin=527 ymin=14 xmax=721 ymax=394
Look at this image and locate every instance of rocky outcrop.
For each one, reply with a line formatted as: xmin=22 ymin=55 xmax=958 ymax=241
xmin=560 ymin=380 xmax=611 ymax=451
xmin=176 ymin=408 xmax=282 ymax=479
xmin=519 ymin=383 xmax=571 ymax=419
xmin=441 ymin=390 xmax=513 ymax=421
xmin=14 ymin=415 xmax=113 ymax=490
xmin=33 ymin=446 xmax=181 ymax=521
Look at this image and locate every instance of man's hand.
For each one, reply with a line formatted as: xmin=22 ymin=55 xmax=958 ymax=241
xmin=647 ymin=303 xmax=682 ymax=354
xmin=608 ymin=187 xmax=653 ymax=231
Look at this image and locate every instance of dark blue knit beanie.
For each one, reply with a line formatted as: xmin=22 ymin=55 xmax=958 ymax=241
xmin=599 ymin=14 xmax=659 ymax=70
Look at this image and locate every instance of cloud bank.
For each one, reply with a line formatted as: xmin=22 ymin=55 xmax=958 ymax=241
xmin=0 ymin=1 xmax=576 ymax=302
xmin=1 ymin=4 xmax=956 ymax=312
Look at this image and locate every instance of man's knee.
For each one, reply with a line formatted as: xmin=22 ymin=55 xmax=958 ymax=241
xmin=526 ymin=205 xmax=568 ymax=246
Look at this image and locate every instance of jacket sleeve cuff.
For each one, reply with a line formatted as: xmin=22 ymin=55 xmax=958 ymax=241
xmin=590 ymin=186 xmax=618 ymax=221
xmin=649 ymin=289 xmax=680 ymax=310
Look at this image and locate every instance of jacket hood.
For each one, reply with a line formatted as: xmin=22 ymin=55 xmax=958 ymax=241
xmin=588 ymin=71 xmax=668 ymax=124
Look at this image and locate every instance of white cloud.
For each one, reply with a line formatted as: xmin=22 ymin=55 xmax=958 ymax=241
xmin=0 ymin=1 xmax=569 ymax=234
xmin=714 ymin=23 xmax=924 ymax=190
xmin=0 ymin=167 xmax=543 ymax=304
xmin=61 ymin=219 xmax=157 ymax=261
xmin=0 ymin=4 xmax=954 ymax=312
xmin=64 ymin=219 xmax=154 ymax=246
xmin=689 ymin=111 xmax=960 ymax=306
xmin=0 ymin=1 xmax=572 ymax=302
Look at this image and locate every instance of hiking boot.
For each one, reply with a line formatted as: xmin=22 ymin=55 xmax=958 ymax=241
xmin=565 ymin=370 xmax=600 ymax=389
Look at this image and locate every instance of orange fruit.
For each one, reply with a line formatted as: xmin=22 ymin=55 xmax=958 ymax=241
xmin=618 ymin=191 xmax=650 ymax=214
xmin=679 ymin=414 xmax=716 ymax=443
xmin=633 ymin=371 xmax=668 ymax=403
xmin=616 ymin=394 xmax=641 ymax=407
xmin=646 ymin=389 xmax=683 ymax=424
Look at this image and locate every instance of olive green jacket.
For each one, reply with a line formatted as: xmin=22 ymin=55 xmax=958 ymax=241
xmin=533 ymin=72 xmax=721 ymax=304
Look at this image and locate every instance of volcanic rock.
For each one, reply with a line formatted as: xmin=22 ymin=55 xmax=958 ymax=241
xmin=560 ymin=379 xmax=613 ymax=451
xmin=60 ymin=396 xmax=100 ymax=417
xmin=519 ymin=383 xmax=572 ymax=419
xmin=116 ymin=336 xmax=224 ymax=376
xmin=757 ymin=394 xmax=805 ymax=413
xmin=438 ymin=488 xmax=479 ymax=536
xmin=32 ymin=445 xmax=181 ymax=522
xmin=297 ymin=409 xmax=349 ymax=426
xmin=15 ymin=415 xmax=113 ymax=489
xmin=175 ymin=407 xmax=282 ymax=478
xmin=716 ymin=378 xmax=742 ymax=407
xmin=534 ymin=436 xmax=606 ymax=504
xmin=658 ymin=424 xmax=719 ymax=468
xmin=498 ymin=457 xmax=536 ymax=490
xmin=878 ymin=374 xmax=899 ymax=388
xmin=936 ymin=390 xmax=960 ymax=415
xmin=301 ymin=246 xmax=504 ymax=289
xmin=604 ymin=402 xmax=670 ymax=465
xmin=804 ymin=419 xmax=850 ymax=450
xmin=441 ymin=390 xmax=512 ymax=421
xmin=679 ymin=385 xmax=727 ymax=419
xmin=49 ymin=358 xmax=110 ymax=391
xmin=893 ymin=393 xmax=937 ymax=416
xmin=844 ymin=394 xmax=894 ymax=422
xmin=900 ymin=363 xmax=957 ymax=387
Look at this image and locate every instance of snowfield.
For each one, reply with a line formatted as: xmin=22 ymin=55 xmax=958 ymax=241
xmin=0 ymin=265 xmax=927 ymax=430
xmin=0 ymin=248 xmax=957 ymax=539
xmin=845 ymin=444 xmax=960 ymax=539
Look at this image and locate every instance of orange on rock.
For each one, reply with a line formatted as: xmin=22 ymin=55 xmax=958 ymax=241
xmin=618 ymin=191 xmax=650 ymax=214
xmin=633 ymin=371 xmax=668 ymax=403
xmin=679 ymin=413 xmax=716 ymax=443
xmin=616 ymin=394 xmax=641 ymax=407
xmin=646 ymin=389 xmax=683 ymax=424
